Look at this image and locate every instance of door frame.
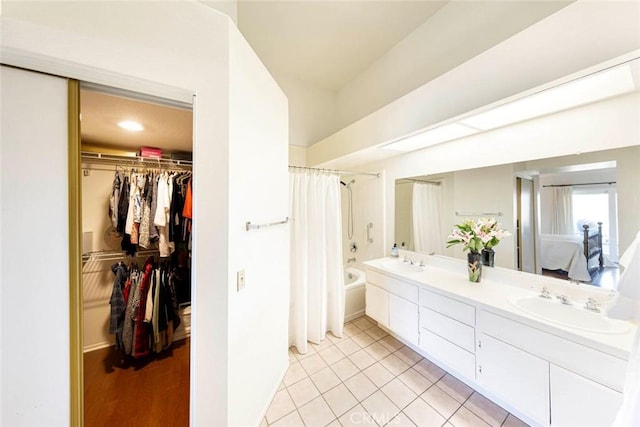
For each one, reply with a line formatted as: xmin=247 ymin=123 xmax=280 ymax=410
xmin=68 ymin=79 xmax=83 ymax=427
xmin=67 ymin=79 xmax=196 ymax=427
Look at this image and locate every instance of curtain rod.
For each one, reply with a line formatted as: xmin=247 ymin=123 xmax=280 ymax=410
xmin=289 ymin=165 xmax=380 ymax=178
xmin=397 ymin=178 xmax=441 ymax=186
xmin=543 ymin=181 xmax=616 ymax=187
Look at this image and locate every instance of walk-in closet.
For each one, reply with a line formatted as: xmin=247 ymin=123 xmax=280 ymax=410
xmin=79 ymin=84 xmax=193 ymax=426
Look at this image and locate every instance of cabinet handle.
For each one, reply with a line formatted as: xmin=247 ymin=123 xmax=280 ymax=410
xmin=478 ymin=365 xmax=482 ymax=374
xmin=478 ymin=340 xmax=482 ymax=349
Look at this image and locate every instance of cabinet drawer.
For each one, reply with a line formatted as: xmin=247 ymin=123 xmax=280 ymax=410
xmin=420 ymin=288 xmax=475 ymax=326
xmin=419 ymin=328 xmax=475 ymax=380
xmin=420 ymin=307 xmax=475 ymax=352
xmin=479 ymin=309 xmax=627 ymax=391
xmin=366 ymin=269 xmax=418 ymax=301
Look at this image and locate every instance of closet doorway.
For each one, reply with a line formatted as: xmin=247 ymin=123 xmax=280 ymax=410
xmin=77 ymin=82 xmax=193 ymax=426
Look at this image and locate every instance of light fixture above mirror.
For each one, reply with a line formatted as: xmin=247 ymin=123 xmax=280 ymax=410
xmin=381 ymin=59 xmax=638 ymax=153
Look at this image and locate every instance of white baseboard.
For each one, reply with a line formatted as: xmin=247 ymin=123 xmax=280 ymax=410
xmin=344 ymin=309 xmax=366 ymax=323
xmin=255 ymin=357 xmax=289 ymax=426
xmin=84 ymin=341 xmax=112 ymax=353
xmin=84 ymin=328 xmax=190 ymax=353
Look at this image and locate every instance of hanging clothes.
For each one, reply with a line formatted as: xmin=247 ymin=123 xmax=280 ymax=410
xmin=117 ymin=174 xmax=130 ymax=234
xmin=109 ymin=172 xmax=123 ymax=229
xmin=132 ymin=257 xmax=155 ymax=358
xmin=149 ymin=173 xmax=160 ymax=243
xmin=122 ymin=268 xmax=140 ymax=356
xmin=139 ymin=174 xmax=153 ymax=249
xmin=109 ymin=262 xmax=127 ymax=349
xmin=182 ymin=178 xmax=192 ymax=220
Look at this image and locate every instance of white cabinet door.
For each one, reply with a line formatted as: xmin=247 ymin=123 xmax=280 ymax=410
xmin=365 ymin=283 xmax=389 ymax=327
xmin=477 ymin=333 xmax=549 ymax=426
xmin=389 ymin=294 xmax=419 ymax=344
xmin=550 ymin=364 xmax=622 ymax=427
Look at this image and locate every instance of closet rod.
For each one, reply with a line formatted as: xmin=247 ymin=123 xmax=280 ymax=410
xmin=543 ymin=181 xmax=616 ymax=187
xmin=81 ymin=151 xmax=192 ymax=170
xmin=397 ymin=178 xmax=441 ymax=186
xmin=289 ymin=165 xmax=380 ymax=178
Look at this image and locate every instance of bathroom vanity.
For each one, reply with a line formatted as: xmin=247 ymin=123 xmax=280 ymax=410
xmin=363 ymin=254 xmax=636 ymax=427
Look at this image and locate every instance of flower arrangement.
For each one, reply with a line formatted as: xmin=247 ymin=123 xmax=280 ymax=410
xmin=446 ymin=218 xmax=511 ymax=253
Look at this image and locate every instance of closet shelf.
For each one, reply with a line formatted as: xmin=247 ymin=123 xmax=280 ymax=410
xmin=82 ymin=249 xmax=160 ymax=264
xmin=81 ymin=151 xmax=192 ymax=171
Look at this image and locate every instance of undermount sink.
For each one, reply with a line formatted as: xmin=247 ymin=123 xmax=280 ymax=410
xmin=509 ymin=296 xmax=630 ymax=334
xmin=379 ymin=259 xmax=423 ymax=273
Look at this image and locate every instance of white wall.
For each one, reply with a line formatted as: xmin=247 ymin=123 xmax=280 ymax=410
xmin=449 ymin=165 xmax=516 ymax=269
xmin=80 ymin=168 xmax=121 ymax=351
xmin=275 ymin=73 xmax=338 ymax=148
xmin=308 ymin=1 xmax=640 ymax=166
xmin=200 ymin=0 xmax=238 ymax=24
xmin=335 ymin=0 xmax=572 ymax=130
xmin=288 ymin=145 xmax=307 ymax=166
xmin=227 ymin=25 xmax=290 ymax=427
xmin=340 ymin=174 xmax=385 ymax=271
xmin=1 ymin=2 xmax=288 ymax=425
xmin=1 ymin=66 xmax=70 ymax=425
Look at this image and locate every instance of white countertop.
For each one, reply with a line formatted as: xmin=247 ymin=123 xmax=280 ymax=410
xmin=364 ymin=254 xmax=637 ymax=360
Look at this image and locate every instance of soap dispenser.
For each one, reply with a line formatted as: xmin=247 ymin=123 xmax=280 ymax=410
xmin=391 ymin=243 xmax=399 ymax=258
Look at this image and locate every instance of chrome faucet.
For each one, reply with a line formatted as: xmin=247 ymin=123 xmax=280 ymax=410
xmin=557 ymin=294 xmax=571 ymax=305
xmin=584 ymin=297 xmax=601 ymax=313
xmin=539 ymin=287 xmax=552 ymax=299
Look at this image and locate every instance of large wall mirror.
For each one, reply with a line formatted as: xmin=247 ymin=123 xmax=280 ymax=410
xmin=395 ymin=145 xmax=640 ymax=290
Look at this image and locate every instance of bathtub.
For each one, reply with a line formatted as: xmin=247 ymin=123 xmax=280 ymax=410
xmin=344 ymin=267 xmax=366 ymax=322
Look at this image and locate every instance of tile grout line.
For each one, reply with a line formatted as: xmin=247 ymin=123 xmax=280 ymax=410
xmin=272 ymin=317 xmax=518 ymax=427
xmin=293 ymin=321 xmax=399 ymax=425
xmin=284 ymin=320 xmax=375 ymax=425
xmin=288 ymin=322 xmax=428 ymax=426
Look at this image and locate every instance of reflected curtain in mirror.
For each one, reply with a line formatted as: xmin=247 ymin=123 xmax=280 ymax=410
xmin=412 ymin=183 xmax=444 ymax=254
xmin=549 ymin=186 xmax=574 ymax=235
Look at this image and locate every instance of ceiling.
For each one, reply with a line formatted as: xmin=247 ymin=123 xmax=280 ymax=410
xmin=79 ymin=1 xmax=572 ymax=153
xmin=237 ymin=1 xmax=447 ymax=91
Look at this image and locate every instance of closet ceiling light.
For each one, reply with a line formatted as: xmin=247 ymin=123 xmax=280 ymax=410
xmin=381 ymin=123 xmax=479 ymax=152
xmin=117 ymin=120 xmax=144 ymax=132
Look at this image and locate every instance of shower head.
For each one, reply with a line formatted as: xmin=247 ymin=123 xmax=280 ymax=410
xmin=342 ymin=179 xmax=355 ymax=188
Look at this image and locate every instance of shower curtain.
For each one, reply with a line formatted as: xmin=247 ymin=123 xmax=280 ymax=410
xmin=412 ymin=183 xmax=444 ymax=254
xmin=289 ymin=171 xmax=345 ymax=354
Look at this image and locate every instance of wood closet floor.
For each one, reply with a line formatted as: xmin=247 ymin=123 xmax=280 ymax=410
xmin=84 ymin=338 xmax=190 ymax=427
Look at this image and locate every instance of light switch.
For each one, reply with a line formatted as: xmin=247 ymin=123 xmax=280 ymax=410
xmin=237 ymin=269 xmax=246 ymax=291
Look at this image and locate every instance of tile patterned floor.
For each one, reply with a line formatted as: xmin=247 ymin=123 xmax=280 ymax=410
xmin=263 ymin=316 xmax=530 ymax=427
